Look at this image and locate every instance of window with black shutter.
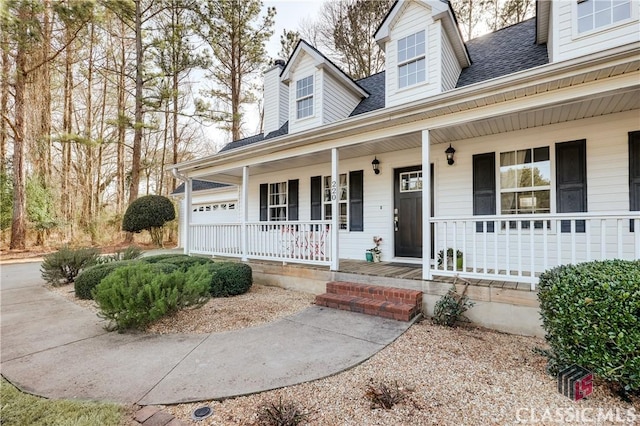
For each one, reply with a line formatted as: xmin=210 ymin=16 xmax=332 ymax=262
xmin=630 ymin=131 xmax=640 ymax=232
xmin=310 ymin=176 xmax=322 ymax=220
xmin=349 ymin=170 xmax=364 ymax=231
xmin=556 ymin=140 xmax=587 ymax=233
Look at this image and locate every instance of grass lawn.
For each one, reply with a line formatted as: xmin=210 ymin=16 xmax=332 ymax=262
xmin=0 ymin=378 xmax=125 ymax=426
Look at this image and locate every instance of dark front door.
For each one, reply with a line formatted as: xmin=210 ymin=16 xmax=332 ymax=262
xmin=394 ymin=165 xmax=424 ymax=258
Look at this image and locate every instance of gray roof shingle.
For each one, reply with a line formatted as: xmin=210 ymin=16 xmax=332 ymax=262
xmin=456 ymin=18 xmax=548 ymax=87
xmin=172 ymin=180 xmax=230 ymax=195
xmin=350 ymin=72 xmax=386 ymax=116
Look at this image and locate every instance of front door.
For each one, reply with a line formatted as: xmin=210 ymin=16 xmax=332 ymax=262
xmin=394 ymin=165 xmax=424 ymax=258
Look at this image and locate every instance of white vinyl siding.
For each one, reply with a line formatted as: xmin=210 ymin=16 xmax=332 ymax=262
xmin=550 ymin=0 xmax=639 ymax=62
xmin=263 ymin=66 xmax=289 ymax=134
xmin=385 ymin=1 xmax=441 ymax=108
xmin=322 ymin=71 xmax=361 ymax=125
xmin=441 ymin=27 xmax=462 ymax=91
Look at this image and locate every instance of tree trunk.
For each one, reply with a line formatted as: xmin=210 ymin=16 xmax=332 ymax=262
xmin=128 ymin=0 xmax=144 ymax=205
xmin=0 ymin=32 xmax=9 ymax=177
xmin=10 ymin=46 xmax=27 ymax=250
xmin=116 ymin=24 xmax=126 ymax=214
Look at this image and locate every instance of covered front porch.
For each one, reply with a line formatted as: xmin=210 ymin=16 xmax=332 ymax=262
xmin=174 ymin=48 xmax=639 ymax=291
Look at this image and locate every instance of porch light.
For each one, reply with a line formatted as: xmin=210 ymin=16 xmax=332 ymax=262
xmin=372 ymin=157 xmax=380 ymax=174
xmin=445 ymin=144 xmax=456 ymax=165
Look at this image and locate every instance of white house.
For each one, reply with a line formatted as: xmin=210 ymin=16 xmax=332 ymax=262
xmin=171 ymin=0 xmax=639 ymax=334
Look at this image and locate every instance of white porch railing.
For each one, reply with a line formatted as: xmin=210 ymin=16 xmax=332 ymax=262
xmin=189 ymin=221 xmax=332 ymax=266
xmin=431 ymin=212 xmax=640 ymax=289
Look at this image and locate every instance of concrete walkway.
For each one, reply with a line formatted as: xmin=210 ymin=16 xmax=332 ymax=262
xmin=0 ymin=262 xmax=414 ymax=405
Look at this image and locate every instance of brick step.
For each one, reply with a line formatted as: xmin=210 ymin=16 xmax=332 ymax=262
xmin=326 ymin=281 xmax=422 ymax=306
xmin=315 ymin=292 xmax=420 ymax=322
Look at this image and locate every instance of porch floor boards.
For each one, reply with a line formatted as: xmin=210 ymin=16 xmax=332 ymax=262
xmin=215 ymin=256 xmax=534 ymax=292
xmin=337 ymin=260 xmax=532 ymax=291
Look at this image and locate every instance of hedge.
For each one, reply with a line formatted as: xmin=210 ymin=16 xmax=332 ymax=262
xmin=538 ymin=259 xmax=640 ymax=393
xmin=206 ymin=262 xmax=253 ymax=297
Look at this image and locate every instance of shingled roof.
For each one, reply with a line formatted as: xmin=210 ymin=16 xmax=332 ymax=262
xmin=172 ymin=180 xmax=230 ymax=195
xmin=456 ymin=18 xmax=548 ymax=87
xmin=216 ymin=17 xmax=547 ymax=152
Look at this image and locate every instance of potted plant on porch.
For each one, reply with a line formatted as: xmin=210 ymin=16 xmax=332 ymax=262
xmin=437 ymin=248 xmax=464 ymax=271
xmin=366 ymin=236 xmax=383 ymax=262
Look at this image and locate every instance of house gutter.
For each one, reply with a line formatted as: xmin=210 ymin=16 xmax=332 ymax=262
xmin=170 ymin=42 xmax=639 ymax=175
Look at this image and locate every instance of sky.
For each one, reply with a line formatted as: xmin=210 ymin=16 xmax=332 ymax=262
xmin=264 ymin=0 xmax=324 ymax=58
xmin=202 ymin=1 xmax=324 ymax=147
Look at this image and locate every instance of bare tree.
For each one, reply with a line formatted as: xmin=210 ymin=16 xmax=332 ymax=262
xmin=194 ymin=0 xmax=275 ymax=142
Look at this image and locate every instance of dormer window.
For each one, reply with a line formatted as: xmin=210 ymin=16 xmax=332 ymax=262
xmin=397 ymin=30 xmax=426 ymax=89
xmin=577 ymin=0 xmax=631 ymax=33
xmin=296 ymin=75 xmax=314 ymax=119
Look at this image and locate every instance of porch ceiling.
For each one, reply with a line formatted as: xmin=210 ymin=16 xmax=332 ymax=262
xmin=193 ymin=86 xmax=639 ymax=183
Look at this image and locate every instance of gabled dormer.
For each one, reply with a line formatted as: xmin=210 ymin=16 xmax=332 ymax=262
xmin=280 ymin=41 xmax=369 ymax=134
xmin=537 ymin=0 xmax=639 ymax=63
xmin=374 ymin=0 xmax=470 ymax=108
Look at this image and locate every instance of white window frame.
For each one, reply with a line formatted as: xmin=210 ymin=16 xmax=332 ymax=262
xmin=397 ymin=30 xmax=426 ymax=89
xmin=268 ymin=181 xmax=288 ymax=221
xmin=575 ymin=0 xmax=632 ymax=35
xmin=323 ymin=174 xmax=348 ymax=230
xmin=296 ymin=75 xmax=314 ymax=119
xmin=499 ymin=146 xmax=551 ymax=229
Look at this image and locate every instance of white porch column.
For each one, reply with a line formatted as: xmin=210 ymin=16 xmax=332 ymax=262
xmin=241 ymin=166 xmax=249 ymax=261
xmin=185 ymin=177 xmax=193 ymax=255
xmin=422 ymin=130 xmax=432 ymax=280
xmin=331 ymin=148 xmax=340 ymax=270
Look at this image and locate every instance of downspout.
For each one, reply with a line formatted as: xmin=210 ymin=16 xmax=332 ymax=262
xmin=172 ymin=169 xmax=191 ymax=254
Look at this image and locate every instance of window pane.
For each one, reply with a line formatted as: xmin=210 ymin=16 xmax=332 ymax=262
xmin=324 ymin=204 xmax=332 ymax=220
xmin=501 ymin=166 xmax=517 ymax=189
xmin=516 ymin=149 xmax=531 ymax=164
xmin=534 ymin=147 xmax=549 ymax=162
xmin=595 ymin=10 xmax=611 ymax=27
xmin=501 ymin=193 xmax=517 ymax=213
xmin=533 ymin=162 xmax=551 ymax=186
xmin=578 ymin=16 xmax=593 ymax=32
xmin=534 ymin=190 xmax=551 ymax=212
xmin=613 ymin=2 xmax=631 ymax=21
xmin=594 ymin=0 xmax=609 ymax=12
xmin=578 ymin=0 xmax=593 ymax=18
xmin=501 ymin=151 xmax=515 ymax=166
xmin=517 ymin=166 xmax=533 ymax=188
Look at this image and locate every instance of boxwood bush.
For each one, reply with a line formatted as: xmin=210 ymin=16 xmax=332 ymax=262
xmin=206 ymin=262 xmax=253 ymax=297
xmin=74 ymin=260 xmax=177 ymax=300
xmin=93 ymin=263 xmax=210 ymax=330
xmin=142 ymin=254 xmax=212 ymax=271
xmin=538 ymin=260 xmax=640 ymax=393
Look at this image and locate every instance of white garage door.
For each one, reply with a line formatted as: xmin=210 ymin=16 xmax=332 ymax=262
xmin=192 ymin=201 xmax=238 ymax=224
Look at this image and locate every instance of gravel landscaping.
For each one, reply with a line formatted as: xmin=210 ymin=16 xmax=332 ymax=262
xmin=47 ymin=281 xmax=639 ymax=425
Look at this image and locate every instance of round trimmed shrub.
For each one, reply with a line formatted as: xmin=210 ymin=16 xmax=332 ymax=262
xmin=206 ymin=262 xmax=253 ymax=297
xmin=538 ymin=260 xmax=640 ymax=393
xmin=74 ymin=260 xmax=177 ymax=300
xmin=122 ymin=195 xmax=175 ymax=246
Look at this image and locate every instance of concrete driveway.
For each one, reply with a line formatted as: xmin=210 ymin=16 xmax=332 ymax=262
xmin=0 ymin=261 xmax=414 ymax=405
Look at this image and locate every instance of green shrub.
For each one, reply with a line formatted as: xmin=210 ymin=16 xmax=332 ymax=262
xmin=538 ymin=260 xmax=640 ymax=393
xmin=97 ymin=246 xmax=143 ymax=264
xmin=432 ymin=284 xmax=474 ymax=327
xmin=74 ymin=260 xmax=177 ymax=300
xmin=93 ymin=263 xmax=209 ymax=330
xmin=142 ymin=254 xmax=212 ymax=271
xmin=205 ymin=262 xmax=253 ymax=297
xmin=122 ymin=195 xmax=175 ymax=247
xmin=41 ymin=246 xmax=100 ymax=286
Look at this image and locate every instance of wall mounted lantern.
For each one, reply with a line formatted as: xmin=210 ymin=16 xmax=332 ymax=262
xmin=371 ymin=157 xmax=380 ymax=174
xmin=445 ymin=144 xmax=456 ymax=165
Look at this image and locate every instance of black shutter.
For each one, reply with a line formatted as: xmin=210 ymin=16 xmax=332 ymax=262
xmin=310 ymin=176 xmax=322 ymax=220
xmin=630 ymin=131 xmax=640 ymax=231
xmin=473 ymin=152 xmax=496 ymax=232
xmin=349 ymin=170 xmax=364 ymax=232
xmin=288 ymin=179 xmax=299 ymax=221
xmin=259 ymin=183 xmax=268 ymax=221
xmin=556 ymin=140 xmax=587 ymax=233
